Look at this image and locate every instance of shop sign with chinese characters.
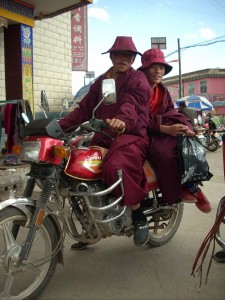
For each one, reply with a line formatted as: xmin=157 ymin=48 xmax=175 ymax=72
xmin=71 ymin=6 xmax=88 ymax=71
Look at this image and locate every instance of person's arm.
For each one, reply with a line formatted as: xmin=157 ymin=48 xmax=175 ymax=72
xmin=160 ymin=124 xmax=194 ymax=137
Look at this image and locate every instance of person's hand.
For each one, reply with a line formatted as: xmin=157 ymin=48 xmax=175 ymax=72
xmin=105 ymin=118 xmax=126 ymax=133
xmin=167 ymin=124 xmax=194 ymax=137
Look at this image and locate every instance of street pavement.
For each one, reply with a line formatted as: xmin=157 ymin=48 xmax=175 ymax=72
xmin=36 ymin=147 xmax=225 ymax=300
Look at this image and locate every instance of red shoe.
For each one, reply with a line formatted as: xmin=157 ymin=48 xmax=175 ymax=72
xmin=181 ymin=187 xmax=197 ymax=203
xmin=192 ymin=189 xmax=212 ymax=213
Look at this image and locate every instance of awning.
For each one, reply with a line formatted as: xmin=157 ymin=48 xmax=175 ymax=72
xmin=0 ymin=0 xmax=92 ymax=27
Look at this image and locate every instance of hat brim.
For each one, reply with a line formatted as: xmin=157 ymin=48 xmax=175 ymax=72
xmin=102 ymin=50 xmax=142 ymax=56
xmin=138 ymin=63 xmax=173 ymax=75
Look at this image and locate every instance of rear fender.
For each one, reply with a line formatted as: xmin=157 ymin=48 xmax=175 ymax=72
xmin=0 ymin=197 xmax=63 ymax=264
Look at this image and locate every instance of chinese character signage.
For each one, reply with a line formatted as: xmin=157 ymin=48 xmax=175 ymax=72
xmin=71 ymin=6 xmax=88 ymax=71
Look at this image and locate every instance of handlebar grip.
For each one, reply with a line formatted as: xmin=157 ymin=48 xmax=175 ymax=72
xmin=102 ymin=121 xmax=108 ymax=128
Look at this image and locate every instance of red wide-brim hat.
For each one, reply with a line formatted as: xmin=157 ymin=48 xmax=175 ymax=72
xmin=102 ymin=36 xmax=142 ymax=56
xmin=138 ymin=48 xmax=173 ymax=75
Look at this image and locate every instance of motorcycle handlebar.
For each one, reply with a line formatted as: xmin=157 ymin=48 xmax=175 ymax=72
xmin=72 ymin=119 xmax=113 ymax=140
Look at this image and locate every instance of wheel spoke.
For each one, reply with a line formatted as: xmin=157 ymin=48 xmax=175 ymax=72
xmin=2 ymin=223 xmax=16 ymax=250
xmin=1 ymin=269 xmax=16 ymax=298
xmin=27 ymin=262 xmax=42 ymax=275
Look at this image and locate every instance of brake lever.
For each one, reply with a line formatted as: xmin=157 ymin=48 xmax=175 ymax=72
xmin=90 ymin=118 xmax=108 ymax=131
xmin=81 ymin=120 xmax=113 ymax=140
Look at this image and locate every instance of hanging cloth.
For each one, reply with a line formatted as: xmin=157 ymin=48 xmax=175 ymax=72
xmin=4 ymin=103 xmax=17 ymax=153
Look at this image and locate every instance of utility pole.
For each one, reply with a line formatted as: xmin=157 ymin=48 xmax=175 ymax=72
xmin=178 ymin=38 xmax=182 ymax=98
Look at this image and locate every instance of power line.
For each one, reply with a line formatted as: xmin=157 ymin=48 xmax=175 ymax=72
xmin=165 ymin=35 xmax=225 ymax=58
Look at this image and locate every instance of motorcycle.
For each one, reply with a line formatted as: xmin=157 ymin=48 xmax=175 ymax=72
xmin=194 ymin=115 xmax=219 ymax=152
xmin=205 ymin=117 xmax=223 ymax=148
xmin=0 ymin=79 xmax=184 ymax=300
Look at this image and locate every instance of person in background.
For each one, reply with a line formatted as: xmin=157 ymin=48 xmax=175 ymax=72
xmin=59 ymin=36 xmax=151 ymax=249
xmin=138 ymin=48 xmax=212 ymax=213
xmin=178 ymin=102 xmax=196 ymax=126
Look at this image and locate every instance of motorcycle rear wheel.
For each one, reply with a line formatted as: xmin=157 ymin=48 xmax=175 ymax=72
xmin=0 ymin=207 xmax=58 ymax=300
xmin=146 ymin=202 xmax=184 ymax=247
xmin=204 ymin=136 xmax=219 ymax=152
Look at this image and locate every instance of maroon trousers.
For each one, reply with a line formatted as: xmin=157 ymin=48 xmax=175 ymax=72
xmin=102 ymin=137 xmax=148 ymax=206
xmin=147 ymin=133 xmax=182 ymax=205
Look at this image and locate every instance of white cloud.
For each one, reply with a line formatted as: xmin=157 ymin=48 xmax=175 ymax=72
xmin=185 ymin=26 xmax=217 ymax=40
xmin=199 ymin=27 xmax=216 ymax=39
xmin=88 ymin=7 xmax=110 ymax=22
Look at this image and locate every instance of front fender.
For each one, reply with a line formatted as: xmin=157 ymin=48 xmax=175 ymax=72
xmin=0 ymin=197 xmax=35 ymax=226
xmin=0 ymin=196 xmax=64 ymax=264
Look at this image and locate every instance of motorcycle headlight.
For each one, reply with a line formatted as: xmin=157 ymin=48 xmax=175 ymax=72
xmin=20 ymin=141 xmax=41 ymax=162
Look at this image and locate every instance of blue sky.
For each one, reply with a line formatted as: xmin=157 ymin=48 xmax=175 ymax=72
xmin=72 ymin=0 xmax=225 ymax=94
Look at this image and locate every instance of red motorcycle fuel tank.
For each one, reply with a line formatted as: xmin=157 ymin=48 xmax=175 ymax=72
xmin=65 ymin=147 xmax=159 ymax=187
xmin=65 ymin=147 xmax=106 ymax=180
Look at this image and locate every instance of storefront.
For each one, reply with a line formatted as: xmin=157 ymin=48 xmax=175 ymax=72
xmin=0 ymin=0 xmax=92 ymax=199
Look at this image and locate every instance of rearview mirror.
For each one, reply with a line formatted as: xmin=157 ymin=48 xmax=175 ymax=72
xmin=102 ymin=79 xmax=116 ymax=105
xmin=62 ymin=98 xmax=69 ymax=110
xmin=41 ymin=90 xmax=50 ymax=111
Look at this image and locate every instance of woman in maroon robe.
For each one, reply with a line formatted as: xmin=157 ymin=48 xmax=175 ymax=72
xmin=59 ymin=36 xmax=151 ymax=247
xmin=138 ymin=48 xmax=212 ymax=213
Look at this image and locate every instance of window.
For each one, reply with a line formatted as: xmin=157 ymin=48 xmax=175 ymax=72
xmin=188 ymin=82 xmax=194 ymax=95
xmin=200 ymin=80 xmax=207 ymax=93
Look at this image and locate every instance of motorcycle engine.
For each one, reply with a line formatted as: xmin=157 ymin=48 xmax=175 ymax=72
xmin=76 ymin=181 xmax=132 ymax=234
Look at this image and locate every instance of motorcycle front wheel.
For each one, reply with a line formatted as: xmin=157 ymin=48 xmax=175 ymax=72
xmin=0 ymin=207 xmax=59 ymax=300
xmin=146 ymin=202 xmax=184 ymax=247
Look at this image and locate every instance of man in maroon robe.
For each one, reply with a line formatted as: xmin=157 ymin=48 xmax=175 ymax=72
xmin=59 ymin=36 xmax=151 ymax=248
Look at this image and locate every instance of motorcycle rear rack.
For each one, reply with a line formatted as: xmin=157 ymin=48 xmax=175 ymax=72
xmin=68 ymin=169 xmax=126 ymax=224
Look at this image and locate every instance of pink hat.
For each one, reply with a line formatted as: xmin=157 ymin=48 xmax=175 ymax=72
xmin=102 ymin=36 xmax=142 ymax=56
xmin=139 ymin=48 xmax=172 ymax=75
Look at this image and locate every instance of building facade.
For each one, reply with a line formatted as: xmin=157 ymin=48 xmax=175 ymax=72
xmin=163 ymin=68 xmax=225 ymax=115
xmin=0 ymin=12 xmax=73 ymax=114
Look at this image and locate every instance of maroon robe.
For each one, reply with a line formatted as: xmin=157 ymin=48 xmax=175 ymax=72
xmin=59 ymin=67 xmax=151 ymax=206
xmin=147 ymin=83 xmax=193 ymax=205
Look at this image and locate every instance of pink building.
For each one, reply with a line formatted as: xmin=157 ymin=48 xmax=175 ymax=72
xmin=163 ymin=68 xmax=225 ymax=115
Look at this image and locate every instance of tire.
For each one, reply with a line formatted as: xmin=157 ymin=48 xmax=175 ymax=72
xmin=216 ymin=196 xmax=225 ymax=225
xmin=146 ymin=202 xmax=184 ymax=247
xmin=215 ymin=197 xmax=225 ymax=249
xmin=0 ymin=207 xmax=59 ymax=300
xmin=204 ymin=136 xmax=219 ymax=152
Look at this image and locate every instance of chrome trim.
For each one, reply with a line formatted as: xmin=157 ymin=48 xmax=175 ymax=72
xmin=69 ymin=170 xmax=126 ymax=224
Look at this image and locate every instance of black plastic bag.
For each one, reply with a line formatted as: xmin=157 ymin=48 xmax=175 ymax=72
xmin=177 ymin=135 xmax=213 ymax=184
